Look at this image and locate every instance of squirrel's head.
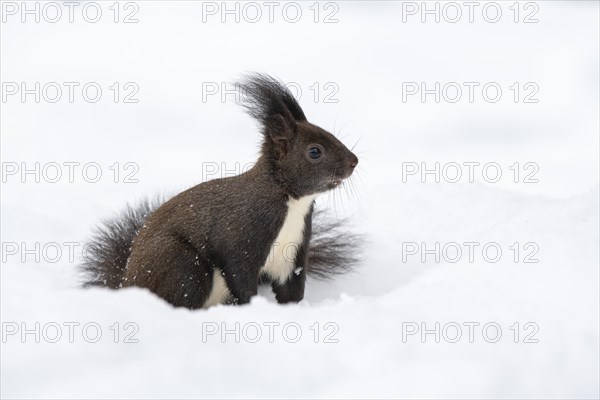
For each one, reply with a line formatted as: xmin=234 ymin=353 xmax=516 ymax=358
xmin=240 ymin=74 xmax=358 ymax=198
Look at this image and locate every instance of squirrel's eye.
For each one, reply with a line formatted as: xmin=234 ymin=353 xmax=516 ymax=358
xmin=308 ymin=147 xmax=322 ymax=160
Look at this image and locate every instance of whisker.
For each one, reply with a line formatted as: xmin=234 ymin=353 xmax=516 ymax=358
xmin=336 ymin=120 xmax=351 ymax=138
xmin=351 ymin=137 xmax=362 ymax=152
xmin=348 ymin=176 xmax=360 ymax=209
xmin=333 ymin=109 xmax=339 ymax=139
xmin=343 ymin=182 xmax=353 ymax=211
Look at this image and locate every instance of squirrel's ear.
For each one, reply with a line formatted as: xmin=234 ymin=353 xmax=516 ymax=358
xmin=265 ymin=114 xmax=295 ymax=158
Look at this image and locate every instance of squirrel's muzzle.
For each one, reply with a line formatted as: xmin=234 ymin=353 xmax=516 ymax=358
xmin=342 ymin=152 xmax=359 ymax=179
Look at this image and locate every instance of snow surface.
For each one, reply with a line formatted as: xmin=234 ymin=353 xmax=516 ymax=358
xmin=1 ymin=1 xmax=599 ymax=398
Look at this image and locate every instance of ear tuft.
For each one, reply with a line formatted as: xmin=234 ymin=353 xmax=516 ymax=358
xmin=238 ymin=73 xmax=307 ymax=140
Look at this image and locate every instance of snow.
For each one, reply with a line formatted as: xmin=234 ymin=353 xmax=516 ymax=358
xmin=1 ymin=1 xmax=599 ymax=398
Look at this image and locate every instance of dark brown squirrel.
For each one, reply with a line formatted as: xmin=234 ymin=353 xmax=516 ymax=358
xmin=81 ymin=74 xmax=361 ymax=309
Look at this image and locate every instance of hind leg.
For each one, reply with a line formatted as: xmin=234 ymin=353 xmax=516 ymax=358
xmin=125 ymin=236 xmax=214 ymax=309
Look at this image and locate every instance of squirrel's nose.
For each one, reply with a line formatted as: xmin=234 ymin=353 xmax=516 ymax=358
xmin=349 ymin=153 xmax=359 ymax=169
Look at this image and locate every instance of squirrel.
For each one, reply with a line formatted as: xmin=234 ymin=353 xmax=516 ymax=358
xmin=81 ymin=74 xmax=361 ymax=309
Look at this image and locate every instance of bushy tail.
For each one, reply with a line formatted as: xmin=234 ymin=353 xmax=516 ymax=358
xmin=80 ymin=198 xmax=161 ymax=288
xmin=307 ymin=210 xmax=364 ymax=279
xmin=80 ymin=200 xmax=362 ymax=287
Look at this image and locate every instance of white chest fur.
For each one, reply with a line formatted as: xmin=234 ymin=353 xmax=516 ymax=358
xmin=261 ymin=194 xmax=317 ymax=284
xmin=203 ymin=194 xmax=316 ymax=308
